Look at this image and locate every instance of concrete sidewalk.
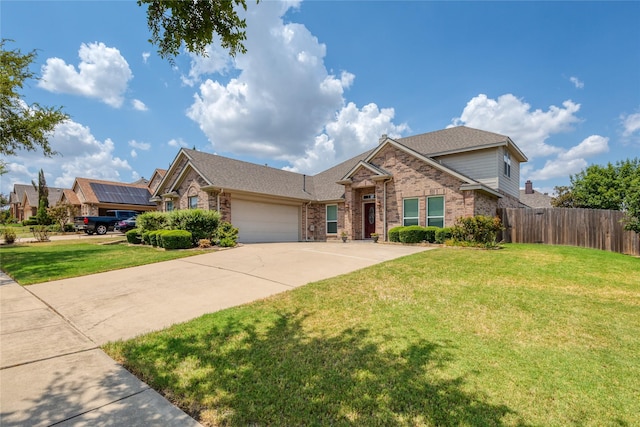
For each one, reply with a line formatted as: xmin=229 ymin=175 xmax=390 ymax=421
xmin=1 ymin=241 xmax=432 ymax=425
xmin=0 ymin=273 xmax=202 ymax=426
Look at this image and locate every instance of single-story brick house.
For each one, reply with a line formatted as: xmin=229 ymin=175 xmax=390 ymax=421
xmin=61 ymin=176 xmax=160 ymax=217
xmin=9 ymin=184 xmax=64 ymax=222
xmin=152 ymin=126 xmax=527 ymax=243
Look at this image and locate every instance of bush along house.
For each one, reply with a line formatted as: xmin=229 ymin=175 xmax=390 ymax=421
xmin=151 ymin=126 xmax=527 ymax=243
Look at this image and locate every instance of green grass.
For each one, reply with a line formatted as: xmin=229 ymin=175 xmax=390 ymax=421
xmin=0 ymin=238 xmax=210 ymax=285
xmin=104 ymin=244 xmax=640 ymax=426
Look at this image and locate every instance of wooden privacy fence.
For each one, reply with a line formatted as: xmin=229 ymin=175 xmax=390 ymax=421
xmin=497 ymin=208 xmax=640 ymax=256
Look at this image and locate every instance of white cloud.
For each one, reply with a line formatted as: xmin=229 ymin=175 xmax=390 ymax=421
xmin=621 ymin=112 xmax=640 ymax=138
xmin=285 ymin=102 xmax=409 ymax=174
xmin=181 ymin=45 xmax=233 ymax=87
xmin=558 ymin=134 xmax=609 ymax=160
xmin=528 ymin=135 xmax=609 ymax=181
xmin=39 ymin=42 xmax=133 ymax=108
xmin=142 ymin=52 xmax=150 ymax=63
xmin=128 ymin=140 xmax=151 ymax=150
xmin=570 ymin=76 xmax=584 ymax=89
xmin=131 ymin=99 xmax=148 ymax=111
xmin=168 ymin=138 xmax=189 ymax=148
xmin=130 ymin=149 xmax=138 ymax=158
xmin=186 ymin=1 xmax=407 ymax=173
xmin=1 ymin=119 xmax=133 ymax=194
xmin=451 ymin=93 xmax=581 ymax=158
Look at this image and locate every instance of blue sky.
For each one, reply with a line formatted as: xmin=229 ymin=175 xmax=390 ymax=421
xmin=2 ymin=0 xmax=639 ymax=197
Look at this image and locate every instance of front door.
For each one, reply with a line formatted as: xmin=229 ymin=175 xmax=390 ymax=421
xmin=364 ymin=202 xmax=376 ymax=238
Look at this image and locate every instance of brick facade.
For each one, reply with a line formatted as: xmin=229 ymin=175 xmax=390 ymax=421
xmin=337 ymin=145 xmax=502 ymax=240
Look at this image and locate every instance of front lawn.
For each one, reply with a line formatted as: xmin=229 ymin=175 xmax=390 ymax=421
xmin=104 ymin=244 xmax=640 ymax=426
xmin=0 ymin=238 xmax=210 ymax=285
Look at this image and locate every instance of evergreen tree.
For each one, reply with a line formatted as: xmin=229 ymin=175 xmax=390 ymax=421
xmin=32 ymin=169 xmax=51 ymax=225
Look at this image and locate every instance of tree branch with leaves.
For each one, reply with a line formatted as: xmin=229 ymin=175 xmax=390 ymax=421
xmin=1 ymin=39 xmax=69 ymax=158
xmin=138 ymin=0 xmax=255 ymax=62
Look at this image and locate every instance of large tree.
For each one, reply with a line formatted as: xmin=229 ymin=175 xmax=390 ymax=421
xmin=138 ymin=0 xmax=254 ymax=62
xmin=1 ymin=40 xmax=69 ymax=157
xmin=553 ymin=158 xmax=640 ymax=233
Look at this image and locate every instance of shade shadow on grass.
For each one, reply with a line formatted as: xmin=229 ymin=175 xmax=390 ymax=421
xmin=112 ymin=311 xmax=528 ymax=426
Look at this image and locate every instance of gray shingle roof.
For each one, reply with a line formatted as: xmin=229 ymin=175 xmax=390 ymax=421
xmin=183 ymin=149 xmax=314 ymax=200
xmin=164 ymin=126 xmax=526 ymax=203
xmin=13 ymin=183 xmax=64 ymax=207
xmin=519 ymin=190 xmax=554 ymax=208
xmin=399 ymin=126 xmax=527 ymax=161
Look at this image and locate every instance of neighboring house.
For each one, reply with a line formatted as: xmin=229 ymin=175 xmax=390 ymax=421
xmin=9 ymin=184 xmax=64 ymax=221
xmin=519 ymin=180 xmax=554 ymax=208
xmin=63 ymin=177 xmax=158 ymax=216
xmin=153 ymin=126 xmax=528 ymax=243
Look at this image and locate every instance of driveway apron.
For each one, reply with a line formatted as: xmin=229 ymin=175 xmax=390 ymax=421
xmin=1 ymin=241 xmax=431 ymax=425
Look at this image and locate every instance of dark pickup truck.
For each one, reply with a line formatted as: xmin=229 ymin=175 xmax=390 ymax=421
xmin=74 ymin=210 xmax=139 ymax=235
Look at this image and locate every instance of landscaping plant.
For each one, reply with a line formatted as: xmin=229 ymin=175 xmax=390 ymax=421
xmin=451 ymin=215 xmax=504 ymax=247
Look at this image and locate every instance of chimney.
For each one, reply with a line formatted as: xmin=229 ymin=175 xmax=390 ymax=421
xmin=379 ymin=134 xmax=388 ymax=144
xmin=525 ymin=180 xmax=534 ymax=194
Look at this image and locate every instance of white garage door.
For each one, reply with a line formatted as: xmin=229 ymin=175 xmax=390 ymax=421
xmin=232 ymin=199 xmax=300 ymax=243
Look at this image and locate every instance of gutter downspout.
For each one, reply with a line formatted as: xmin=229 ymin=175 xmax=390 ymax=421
xmin=305 ymin=201 xmax=311 ymax=241
xmin=217 ymin=189 xmax=224 ymax=213
xmin=383 ymin=179 xmax=389 ymax=242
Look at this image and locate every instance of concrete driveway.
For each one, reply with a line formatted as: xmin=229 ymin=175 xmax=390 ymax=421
xmin=1 ymin=241 xmax=432 ymax=426
xmin=27 ymin=241 xmax=431 ymax=344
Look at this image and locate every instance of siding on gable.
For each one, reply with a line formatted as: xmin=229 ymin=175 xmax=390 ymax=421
xmin=497 ymin=146 xmax=520 ymax=199
xmin=436 ymin=148 xmax=499 ymax=189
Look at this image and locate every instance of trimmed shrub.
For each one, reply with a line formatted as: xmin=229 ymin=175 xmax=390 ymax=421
xmin=161 ymin=230 xmax=193 ymax=249
xmin=424 ymin=226 xmax=440 ymax=243
xmin=149 ymin=230 xmax=163 ymax=247
xmin=142 ymin=231 xmax=151 ymax=245
xmin=388 ymin=226 xmax=404 ymax=242
xmin=126 ymin=229 xmax=142 ymax=244
xmin=217 ymin=221 xmax=238 ymax=247
xmin=169 ymin=209 xmax=220 ymax=245
xmin=399 ymin=226 xmax=428 ymax=243
xmin=435 ymin=227 xmax=454 ymax=244
xmin=2 ymin=228 xmax=17 ymax=244
xmin=136 ymin=211 xmax=170 ymax=233
xmin=451 ymin=215 xmax=504 ymax=247
xmin=22 ymin=218 xmax=38 ymax=226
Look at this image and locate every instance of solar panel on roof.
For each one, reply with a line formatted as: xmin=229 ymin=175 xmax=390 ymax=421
xmin=90 ymin=183 xmax=154 ymax=206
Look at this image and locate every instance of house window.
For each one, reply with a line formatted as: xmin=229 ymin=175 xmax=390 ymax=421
xmin=165 ymin=200 xmax=174 ymax=212
xmin=326 ymin=205 xmax=338 ymax=234
xmin=188 ymin=196 xmax=198 ymax=209
xmin=503 ymin=151 xmax=511 ymax=178
xmin=427 ymin=196 xmax=445 ymax=228
xmin=403 ymin=198 xmax=419 ymax=226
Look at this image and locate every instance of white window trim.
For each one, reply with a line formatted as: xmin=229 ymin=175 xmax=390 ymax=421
xmin=427 ymin=196 xmax=445 ymax=227
xmin=188 ymin=196 xmax=198 ymax=209
xmin=326 ymin=204 xmax=338 ymax=234
xmin=403 ymin=197 xmax=419 ymax=226
xmin=503 ymin=150 xmax=511 ymax=178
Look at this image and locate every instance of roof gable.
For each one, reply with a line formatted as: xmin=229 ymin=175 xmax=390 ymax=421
xmin=341 ymin=161 xmax=393 ymax=182
xmin=157 ymin=149 xmax=314 ymax=201
xmin=399 ymin=126 xmax=527 ymax=162
xmin=363 ymin=137 xmax=477 ymax=185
